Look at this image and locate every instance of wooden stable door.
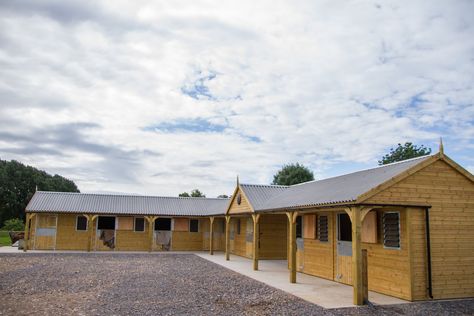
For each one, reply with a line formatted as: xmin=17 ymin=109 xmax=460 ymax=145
xmin=335 ymin=213 xmax=352 ymax=285
xmin=34 ymin=214 xmax=57 ymax=250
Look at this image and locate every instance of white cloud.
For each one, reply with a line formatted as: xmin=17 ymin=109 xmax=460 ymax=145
xmin=0 ymin=0 xmax=473 ymax=196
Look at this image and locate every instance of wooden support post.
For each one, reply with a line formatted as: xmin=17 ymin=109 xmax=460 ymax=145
xmin=146 ymin=216 xmax=158 ymax=252
xmin=209 ymin=217 xmax=215 ymax=255
xmin=286 ymin=211 xmax=297 ymax=283
xmin=252 ymin=214 xmax=261 ymax=271
xmin=287 ymin=219 xmax=290 ymax=269
xmin=362 ymin=249 xmax=368 ymax=304
xmin=23 ymin=213 xmax=31 ymax=252
xmin=85 ymin=214 xmax=91 ymax=252
xmin=86 ymin=215 xmax=98 ymax=252
xmin=225 ymin=216 xmax=231 ymax=260
xmin=351 ymin=206 xmax=365 ymax=305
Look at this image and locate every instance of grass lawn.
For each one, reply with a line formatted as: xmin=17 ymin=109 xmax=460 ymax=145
xmin=0 ymin=231 xmax=11 ymax=246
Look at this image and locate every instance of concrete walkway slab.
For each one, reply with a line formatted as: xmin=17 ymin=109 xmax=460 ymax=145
xmin=197 ymin=252 xmax=409 ymax=309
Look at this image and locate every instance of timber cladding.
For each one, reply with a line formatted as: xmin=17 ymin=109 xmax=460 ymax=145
xmin=366 ymin=159 xmax=474 ymax=300
xmin=363 ymin=209 xmax=411 ymax=300
xmin=228 ymin=187 xmax=252 ymax=214
xmin=302 ymin=212 xmax=334 ymax=280
xmin=231 ymin=217 xmax=250 ymax=258
xmin=299 ymin=210 xmax=412 ymax=300
xmin=259 ymin=214 xmax=287 ymax=259
xmin=55 ymin=214 xmax=88 ymax=250
xmin=201 ymin=218 xmax=225 ymax=251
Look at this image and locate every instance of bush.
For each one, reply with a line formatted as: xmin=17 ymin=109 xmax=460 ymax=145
xmin=1 ymin=218 xmax=24 ymax=231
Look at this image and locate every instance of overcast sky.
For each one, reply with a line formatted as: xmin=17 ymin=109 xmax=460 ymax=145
xmin=0 ymin=1 xmax=473 ymax=197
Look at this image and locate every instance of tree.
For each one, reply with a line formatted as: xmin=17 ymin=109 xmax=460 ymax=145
xmin=190 ymin=189 xmax=205 ymax=197
xmin=178 ymin=189 xmax=206 ymax=197
xmin=379 ymin=142 xmax=432 ymax=165
xmin=1 ymin=218 xmax=24 ymax=231
xmin=0 ymin=158 xmax=79 ymax=227
xmin=217 ymin=194 xmax=229 ymax=198
xmin=272 ymin=163 xmax=314 ymax=186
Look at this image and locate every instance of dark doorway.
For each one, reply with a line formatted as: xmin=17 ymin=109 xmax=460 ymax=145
xmin=97 ymin=216 xmax=116 ymax=230
xmin=296 ymin=216 xmax=303 ymax=238
xmin=155 ymin=218 xmax=171 ymax=231
xmin=338 ymin=213 xmax=352 ymax=241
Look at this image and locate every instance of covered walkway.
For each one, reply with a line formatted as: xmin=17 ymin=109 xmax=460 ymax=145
xmin=198 ymin=253 xmax=408 ymax=309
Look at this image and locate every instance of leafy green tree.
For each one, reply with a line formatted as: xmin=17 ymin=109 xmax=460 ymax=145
xmin=272 ymin=163 xmax=314 ymax=185
xmin=217 ymin=194 xmax=229 ymax=198
xmin=1 ymin=218 xmax=24 ymax=231
xmin=179 ymin=190 xmax=206 ymax=197
xmin=190 ymin=189 xmax=205 ymax=197
xmin=379 ymin=142 xmax=432 ymax=165
xmin=0 ymin=159 xmax=79 ymax=226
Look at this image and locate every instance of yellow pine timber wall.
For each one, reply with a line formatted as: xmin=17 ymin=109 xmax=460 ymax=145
xmin=366 ymin=159 xmax=474 ymax=300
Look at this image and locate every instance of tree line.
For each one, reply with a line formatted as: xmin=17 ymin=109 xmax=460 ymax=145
xmin=0 ymin=159 xmax=79 ymax=228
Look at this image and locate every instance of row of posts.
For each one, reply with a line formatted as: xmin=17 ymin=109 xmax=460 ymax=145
xmin=219 ymin=207 xmax=368 ymax=306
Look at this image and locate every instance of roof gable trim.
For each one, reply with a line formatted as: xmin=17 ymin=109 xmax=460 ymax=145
xmin=225 ymin=185 xmax=255 ymax=215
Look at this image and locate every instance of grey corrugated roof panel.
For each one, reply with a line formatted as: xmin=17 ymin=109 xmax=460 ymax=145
xmin=256 ymin=155 xmax=433 ymax=211
xmin=239 ymin=184 xmax=289 ymax=211
xmin=26 ymin=191 xmax=229 ymax=216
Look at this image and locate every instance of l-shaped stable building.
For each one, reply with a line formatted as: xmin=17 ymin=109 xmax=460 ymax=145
xmin=24 ymin=150 xmax=474 ymax=305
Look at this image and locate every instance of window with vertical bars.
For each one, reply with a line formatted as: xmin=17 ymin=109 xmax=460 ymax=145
xmin=317 ymin=215 xmax=328 ymax=242
xmin=383 ymin=212 xmax=400 ymax=248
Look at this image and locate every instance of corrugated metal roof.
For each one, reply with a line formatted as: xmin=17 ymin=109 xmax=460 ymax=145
xmin=239 ymin=184 xmax=289 ymax=211
xmin=257 ymin=155 xmax=433 ymax=211
xmin=26 ymin=191 xmax=229 ymax=216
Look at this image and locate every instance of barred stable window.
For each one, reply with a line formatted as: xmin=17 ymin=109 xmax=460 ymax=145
xmin=383 ymin=212 xmax=400 ymax=249
xmin=76 ymin=216 xmax=88 ymax=231
xmin=317 ymin=215 xmax=329 ymax=242
xmin=134 ymin=217 xmax=145 ymax=232
xmin=190 ymin=219 xmax=199 ymax=232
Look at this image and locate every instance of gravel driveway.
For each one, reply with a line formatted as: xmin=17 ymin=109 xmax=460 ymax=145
xmin=0 ymin=253 xmax=473 ymax=315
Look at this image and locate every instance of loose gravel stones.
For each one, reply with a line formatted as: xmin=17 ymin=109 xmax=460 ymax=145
xmin=0 ymin=253 xmax=473 ymax=315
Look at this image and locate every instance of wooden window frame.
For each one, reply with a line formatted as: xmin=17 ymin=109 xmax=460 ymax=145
xmin=189 ymin=219 xmax=199 ymax=233
xmin=134 ymin=217 xmax=145 ymax=233
xmin=383 ymin=211 xmax=401 ymax=250
xmin=317 ymin=215 xmax=329 ymax=242
xmin=75 ymin=215 xmax=88 ymax=232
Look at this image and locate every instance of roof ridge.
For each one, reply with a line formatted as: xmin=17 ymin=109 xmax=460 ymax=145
xmin=35 ymin=191 xmax=229 ymax=200
xmin=289 ymin=154 xmax=434 ymax=187
xmin=240 ymin=183 xmax=289 ymax=188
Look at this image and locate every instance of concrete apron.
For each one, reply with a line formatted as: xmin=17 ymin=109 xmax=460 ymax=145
xmin=197 ymin=253 xmax=408 ymax=309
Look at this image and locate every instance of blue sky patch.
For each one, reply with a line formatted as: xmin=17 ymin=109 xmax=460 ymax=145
xmin=181 ymin=72 xmax=217 ymax=100
xmin=144 ymin=118 xmax=226 ymax=133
